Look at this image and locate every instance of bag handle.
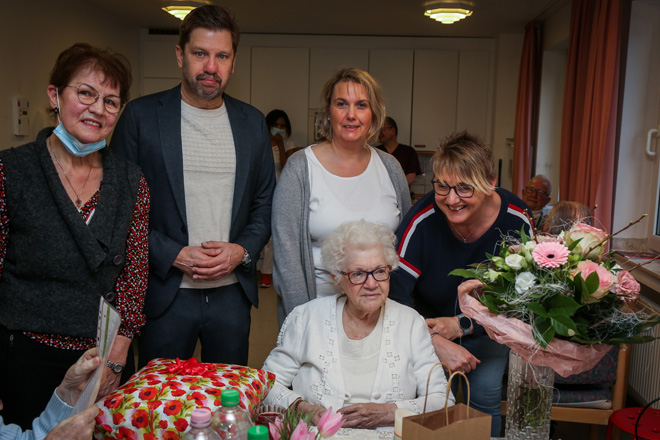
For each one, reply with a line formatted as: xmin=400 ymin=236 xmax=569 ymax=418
xmin=444 ymin=371 xmax=470 ymax=425
xmin=422 ymin=362 xmax=452 ymax=414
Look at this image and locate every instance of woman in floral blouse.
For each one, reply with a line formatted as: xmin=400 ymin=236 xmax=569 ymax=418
xmin=0 ymin=43 xmax=149 ymax=429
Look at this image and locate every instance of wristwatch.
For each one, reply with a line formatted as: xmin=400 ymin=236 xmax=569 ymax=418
xmin=241 ymin=247 xmax=252 ymax=269
xmin=107 ymin=361 xmax=125 ymax=374
xmin=456 ymin=314 xmax=471 ymax=336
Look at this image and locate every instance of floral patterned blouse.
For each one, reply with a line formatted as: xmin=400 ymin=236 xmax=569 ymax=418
xmin=0 ymin=159 xmax=150 ymax=350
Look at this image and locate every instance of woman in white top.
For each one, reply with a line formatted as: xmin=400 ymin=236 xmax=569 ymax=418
xmin=272 ymin=68 xmax=411 ymax=323
xmin=263 ymin=221 xmax=453 ymax=429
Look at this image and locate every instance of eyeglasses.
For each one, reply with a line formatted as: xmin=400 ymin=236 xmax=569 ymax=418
xmin=524 ymin=187 xmax=549 ymax=197
xmin=65 ymin=84 xmax=122 ymax=114
xmin=431 ymin=181 xmax=475 ymax=198
xmin=340 ymin=266 xmax=392 ymax=285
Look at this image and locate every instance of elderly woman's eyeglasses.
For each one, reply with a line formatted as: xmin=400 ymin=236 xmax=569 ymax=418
xmin=431 ymin=181 xmax=475 ymax=198
xmin=524 ymin=187 xmax=549 ymax=197
xmin=340 ymin=266 xmax=392 ymax=285
xmin=65 ymin=84 xmax=122 ymax=114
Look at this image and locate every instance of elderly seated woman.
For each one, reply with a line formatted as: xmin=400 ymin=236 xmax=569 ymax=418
xmin=262 ymin=220 xmax=453 ymax=429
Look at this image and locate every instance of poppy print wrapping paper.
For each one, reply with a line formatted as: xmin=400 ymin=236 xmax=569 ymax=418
xmin=94 ymin=358 xmax=276 ymax=440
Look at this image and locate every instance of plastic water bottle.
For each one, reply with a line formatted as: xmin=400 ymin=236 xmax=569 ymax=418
xmin=183 ymin=408 xmax=222 ymax=440
xmin=247 ymin=425 xmax=269 ymax=440
xmin=211 ymin=389 xmax=254 ymax=439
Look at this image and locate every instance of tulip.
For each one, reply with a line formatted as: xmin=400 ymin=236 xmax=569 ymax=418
xmin=317 ymin=407 xmax=343 ymax=438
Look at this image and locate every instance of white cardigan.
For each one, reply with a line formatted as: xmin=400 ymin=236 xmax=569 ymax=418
xmin=262 ymin=295 xmax=454 ymax=414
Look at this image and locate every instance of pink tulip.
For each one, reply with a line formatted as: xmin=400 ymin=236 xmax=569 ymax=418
xmin=268 ymin=419 xmax=283 ymax=440
xmin=317 ymin=407 xmax=343 ymax=438
xmin=290 ymin=420 xmax=315 ymax=440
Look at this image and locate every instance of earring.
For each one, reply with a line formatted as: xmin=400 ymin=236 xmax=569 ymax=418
xmin=54 ymin=107 xmax=59 ymax=114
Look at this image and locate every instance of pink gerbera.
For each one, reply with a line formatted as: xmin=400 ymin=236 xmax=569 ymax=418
xmin=532 ymin=241 xmax=570 ymax=268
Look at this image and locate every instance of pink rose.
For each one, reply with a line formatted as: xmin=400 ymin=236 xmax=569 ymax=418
xmin=613 ymin=270 xmax=640 ymax=302
xmin=565 ymin=223 xmax=608 ymax=259
xmin=575 ymin=261 xmax=613 ymax=300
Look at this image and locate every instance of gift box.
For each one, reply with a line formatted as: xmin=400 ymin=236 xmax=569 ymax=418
xmin=94 ymin=358 xmax=275 ymax=440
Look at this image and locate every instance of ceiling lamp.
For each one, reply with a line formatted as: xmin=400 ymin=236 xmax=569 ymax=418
xmin=424 ymin=1 xmax=474 ymax=24
xmin=162 ymin=0 xmax=209 ymax=20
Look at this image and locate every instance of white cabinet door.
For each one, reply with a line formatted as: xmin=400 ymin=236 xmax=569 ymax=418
xmin=456 ymin=51 xmax=494 ymax=142
xmin=369 ymin=49 xmax=414 ymax=146
xmin=411 ymin=50 xmax=459 ymax=150
xmin=251 ymin=47 xmax=310 ymax=149
xmin=308 ymin=48 xmax=369 ymax=109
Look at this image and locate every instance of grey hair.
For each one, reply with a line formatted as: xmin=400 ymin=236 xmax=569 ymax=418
xmin=321 ymin=220 xmax=399 ymax=278
xmin=529 ymin=174 xmax=552 ymax=195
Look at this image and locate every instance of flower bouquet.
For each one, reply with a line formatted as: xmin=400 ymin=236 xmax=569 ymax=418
xmin=268 ymin=406 xmax=342 ymax=440
xmin=450 ymin=219 xmax=660 ymax=439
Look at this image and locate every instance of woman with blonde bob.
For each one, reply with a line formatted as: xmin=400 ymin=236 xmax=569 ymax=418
xmin=389 ymin=131 xmax=533 ymax=436
xmin=272 ymin=68 xmax=411 ymax=323
xmin=263 ymin=220 xmax=452 ymax=429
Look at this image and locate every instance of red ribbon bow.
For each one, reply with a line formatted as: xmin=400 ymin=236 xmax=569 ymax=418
xmin=162 ymin=358 xmax=218 ymax=377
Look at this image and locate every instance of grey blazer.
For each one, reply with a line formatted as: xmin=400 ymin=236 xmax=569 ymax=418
xmin=272 ymin=147 xmax=411 ymax=323
xmin=111 ymin=85 xmax=275 ymax=318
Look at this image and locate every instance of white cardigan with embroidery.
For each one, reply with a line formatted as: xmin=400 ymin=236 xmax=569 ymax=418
xmin=262 ymin=295 xmax=454 ymax=414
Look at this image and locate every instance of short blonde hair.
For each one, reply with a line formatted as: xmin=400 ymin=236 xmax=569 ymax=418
xmin=321 ymin=220 xmax=399 ymax=279
xmin=432 ymin=131 xmax=496 ymax=195
xmin=318 ymin=68 xmax=385 ymax=145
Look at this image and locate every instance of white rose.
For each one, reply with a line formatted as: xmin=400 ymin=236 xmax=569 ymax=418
xmin=515 ymin=272 xmax=537 ymax=294
xmin=505 ymin=254 xmax=524 ymax=270
xmin=524 ymin=241 xmax=537 ymax=251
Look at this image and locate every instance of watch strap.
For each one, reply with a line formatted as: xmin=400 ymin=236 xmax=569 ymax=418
xmin=107 ymin=360 xmax=125 ymax=373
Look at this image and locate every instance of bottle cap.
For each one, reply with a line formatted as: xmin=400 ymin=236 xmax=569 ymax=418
xmin=221 ymin=389 xmax=240 ymax=407
xmin=190 ymin=407 xmax=212 ymax=428
xmin=248 ymin=425 xmax=269 ymax=440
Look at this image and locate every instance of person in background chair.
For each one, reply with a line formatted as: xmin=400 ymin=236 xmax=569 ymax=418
xmin=521 ymin=174 xmax=552 ymax=229
xmin=543 ymin=201 xmax=592 ymax=235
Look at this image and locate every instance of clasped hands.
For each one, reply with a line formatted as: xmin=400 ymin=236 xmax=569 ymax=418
xmin=174 ymin=241 xmax=244 ymax=281
xmin=296 ymin=400 xmax=396 ymax=429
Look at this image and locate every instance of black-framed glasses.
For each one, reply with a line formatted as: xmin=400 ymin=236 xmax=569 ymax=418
xmin=431 ymin=181 xmax=475 ymax=198
xmin=340 ymin=266 xmax=392 ymax=285
xmin=65 ymin=84 xmax=122 ymax=114
xmin=524 ymin=186 xmax=549 ymax=197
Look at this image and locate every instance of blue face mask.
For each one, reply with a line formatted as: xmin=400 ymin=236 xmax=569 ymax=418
xmin=52 ymin=89 xmax=107 ymax=157
xmin=270 ymin=127 xmax=286 ymax=138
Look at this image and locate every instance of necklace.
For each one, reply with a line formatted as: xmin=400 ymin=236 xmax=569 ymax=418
xmin=47 ymin=137 xmax=94 ymax=209
xmin=450 ymin=223 xmax=478 ymax=243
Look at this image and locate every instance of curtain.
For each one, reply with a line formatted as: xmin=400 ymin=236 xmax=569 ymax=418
xmin=559 ymin=0 xmax=624 ymax=233
xmin=512 ymin=22 xmax=543 ymax=196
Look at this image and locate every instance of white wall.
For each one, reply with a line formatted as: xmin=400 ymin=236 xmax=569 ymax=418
xmin=1 ymin=0 xmax=141 ymax=150
xmin=491 ymin=33 xmax=524 ymax=191
xmin=536 ymin=50 xmax=566 ymax=203
xmin=614 ymin=0 xmax=660 ymax=238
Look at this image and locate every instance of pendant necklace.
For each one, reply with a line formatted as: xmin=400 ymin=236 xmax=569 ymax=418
xmin=450 ymin=223 xmax=478 ymax=243
xmin=47 ymin=137 xmax=94 ymax=209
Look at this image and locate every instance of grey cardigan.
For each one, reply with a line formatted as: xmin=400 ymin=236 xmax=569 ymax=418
xmin=272 ymin=146 xmax=412 ymax=323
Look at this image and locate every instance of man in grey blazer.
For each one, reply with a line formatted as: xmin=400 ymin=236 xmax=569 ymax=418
xmin=111 ymin=5 xmax=274 ymax=368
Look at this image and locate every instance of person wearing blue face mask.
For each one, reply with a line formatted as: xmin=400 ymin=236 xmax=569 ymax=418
xmin=260 ymin=109 xmax=297 ymax=288
xmin=0 ymin=43 xmax=150 ymax=430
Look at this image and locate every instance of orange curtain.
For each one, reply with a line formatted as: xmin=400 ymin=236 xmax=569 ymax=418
xmin=512 ymin=22 xmax=542 ymax=196
xmin=559 ymin=0 xmax=623 ymax=233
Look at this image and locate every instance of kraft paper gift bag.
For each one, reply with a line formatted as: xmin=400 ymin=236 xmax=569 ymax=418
xmin=402 ymin=366 xmax=492 ymax=440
